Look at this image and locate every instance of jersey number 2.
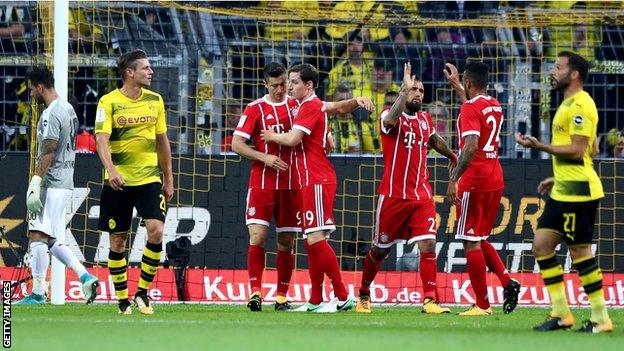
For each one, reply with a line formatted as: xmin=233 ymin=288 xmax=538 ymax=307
xmin=483 ymin=115 xmax=502 ymax=152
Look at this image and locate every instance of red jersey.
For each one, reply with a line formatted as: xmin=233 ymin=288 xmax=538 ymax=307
xmin=234 ymin=95 xmax=299 ymax=189
xmin=377 ymin=108 xmax=435 ymax=200
xmin=456 ymin=95 xmax=504 ymax=192
xmin=292 ymin=94 xmax=336 ymax=186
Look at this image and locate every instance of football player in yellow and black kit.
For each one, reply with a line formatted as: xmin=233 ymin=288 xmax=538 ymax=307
xmin=95 ymin=49 xmax=173 ymax=315
xmin=516 ymin=51 xmax=612 ymax=333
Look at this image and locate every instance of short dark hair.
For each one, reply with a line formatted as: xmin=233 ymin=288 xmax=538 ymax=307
xmin=558 ymin=51 xmax=589 ymax=82
xmin=289 ymin=63 xmax=318 ymax=88
xmin=463 ymin=60 xmax=489 ymax=90
xmin=385 ymin=91 xmax=399 ymax=99
xmin=374 ymin=59 xmax=392 ymax=71
xmin=117 ymin=49 xmax=148 ymax=79
xmin=26 ymin=66 xmax=54 ymax=89
xmin=335 ymin=83 xmax=352 ymax=95
xmin=263 ymin=62 xmax=286 ymax=81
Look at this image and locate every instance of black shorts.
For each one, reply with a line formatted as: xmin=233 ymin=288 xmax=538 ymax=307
xmin=537 ymin=197 xmax=600 ymax=245
xmin=98 ymin=182 xmax=167 ymax=232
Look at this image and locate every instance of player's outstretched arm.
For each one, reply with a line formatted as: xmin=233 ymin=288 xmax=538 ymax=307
xmin=156 ymin=132 xmax=174 ymax=201
xmin=95 ymin=132 xmax=125 ymax=191
xmin=515 ymin=132 xmax=587 ymax=160
xmin=261 ymin=128 xmax=304 ymax=147
xmin=325 ymin=97 xmax=374 ymax=115
xmin=428 ymin=133 xmax=458 ymax=168
xmin=231 ymin=135 xmax=288 ymax=171
xmin=444 ymin=63 xmax=467 ymax=103
xmin=383 ymin=62 xmax=415 ymax=129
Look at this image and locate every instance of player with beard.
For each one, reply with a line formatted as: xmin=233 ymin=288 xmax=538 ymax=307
xmin=516 ymin=51 xmax=612 ymax=333
xmin=16 ymin=66 xmax=99 ymax=305
xmin=355 ymin=63 xmax=458 ymax=313
xmin=444 ymin=61 xmax=520 ymax=316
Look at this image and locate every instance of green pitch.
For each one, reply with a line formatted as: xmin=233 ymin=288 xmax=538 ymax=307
xmin=10 ymin=305 xmax=623 ymax=351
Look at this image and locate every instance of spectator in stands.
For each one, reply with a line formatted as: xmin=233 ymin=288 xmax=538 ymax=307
xmin=329 ymin=83 xmax=375 ymax=154
xmin=383 ymin=91 xmax=398 ymax=108
xmin=260 ymin=1 xmax=319 ymax=41
xmin=221 ymin=101 xmax=242 ymax=152
xmin=327 ymin=34 xmax=372 ymax=99
xmin=543 ymin=1 xmax=598 ymax=61
xmin=68 ymin=8 xmax=105 ymax=53
xmin=605 ymin=128 xmax=624 ymax=158
xmin=371 ymin=59 xmax=401 ymax=118
xmin=0 ymin=5 xmax=30 ymax=54
xmin=426 ymin=101 xmax=453 ymax=155
xmin=426 ymin=101 xmax=451 ymax=141
xmin=75 ymin=127 xmax=97 ymax=154
xmin=325 ymin=1 xmax=389 ymax=43
xmin=421 ymin=28 xmax=466 ymax=103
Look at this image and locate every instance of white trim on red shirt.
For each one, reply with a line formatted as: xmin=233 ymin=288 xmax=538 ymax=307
xmin=233 ymin=130 xmax=251 ymax=139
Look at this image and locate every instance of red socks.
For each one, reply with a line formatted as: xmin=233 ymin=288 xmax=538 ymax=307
xmin=419 ymin=251 xmax=438 ymax=299
xmin=307 ymin=240 xmax=348 ymax=301
xmin=247 ymin=245 xmax=265 ymax=294
xmin=276 ymin=250 xmax=294 ymax=296
xmin=359 ymin=249 xmax=384 ymax=296
xmin=466 ymin=248 xmax=490 ymax=309
xmin=480 ymin=240 xmax=511 ymax=287
xmin=305 ymin=241 xmax=324 ymax=304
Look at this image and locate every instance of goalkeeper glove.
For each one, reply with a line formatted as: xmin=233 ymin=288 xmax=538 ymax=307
xmin=26 ymin=175 xmax=43 ymax=214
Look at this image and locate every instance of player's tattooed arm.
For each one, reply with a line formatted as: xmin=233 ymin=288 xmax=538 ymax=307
xmin=428 ymin=133 xmax=458 ymax=170
xmin=383 ymin=62 xmax=415 ymax=129
xmin=35 ymin=139 xmax=58 ymax=178
xmin=450 ymin=135 xmax=478 ymax=183
xmin=446 ymin=135 xmax=477 ymax=205
xmin=428 ymin=133 xmax=456 ymax=160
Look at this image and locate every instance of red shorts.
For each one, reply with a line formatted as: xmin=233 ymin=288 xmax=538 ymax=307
xmin=374 ymin=195 xmax=437 ymax=248
xmin=245 ymin=188 xmax=301 ymax=233
xmin=299 ymin=184 xmax=336 ymax=235
xmin=455 ymin=188 xmax=503 ymax=241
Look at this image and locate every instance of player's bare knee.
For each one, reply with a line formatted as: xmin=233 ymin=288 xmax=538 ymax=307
xmin=276 ymin=232 xmax=295 ymax=251
xmin=28 ymin=231 xmax=50 ymax=243
xmin=144 ymin=220 xmax=164 ymax=243
xmin=248 ymin=232 xmax=268 ymax=247
xmin=372 ymin=246 xmax=389 ymax=261
xmin=417 ymin=239 xmax=436 ymax=253
xmin=109 ymin=232 xmax=128 ymax=251
xmin=568 ymin=245 xmax=592 ymax=260
xmin=463 ymin=240 xmax=481 ymax=252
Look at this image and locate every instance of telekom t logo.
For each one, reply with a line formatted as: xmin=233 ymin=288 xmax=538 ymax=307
xmin=404 ymin=131 xmax=416 ymax=148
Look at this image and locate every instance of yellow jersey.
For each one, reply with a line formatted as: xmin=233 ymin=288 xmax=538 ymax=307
xmin=550 ymin=90 xmax=603 ymax=202
xmin=95 ymin=88 xmax=167 ymax=186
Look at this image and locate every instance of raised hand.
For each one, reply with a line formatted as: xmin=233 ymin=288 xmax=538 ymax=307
xmin=402 ymin=62 xmax=417 ymax=91
xmin=443 ymin=63 xmax=461 ymax=86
